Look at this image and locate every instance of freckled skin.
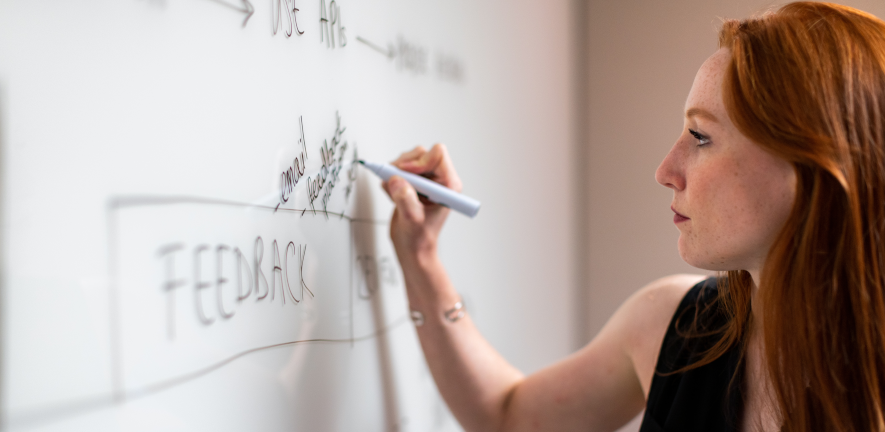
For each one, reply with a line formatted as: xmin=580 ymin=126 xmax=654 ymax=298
xmin=656 ymin=48 xmax=797 ymax=273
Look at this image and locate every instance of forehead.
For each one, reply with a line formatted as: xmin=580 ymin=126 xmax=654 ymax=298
xmin=685 ymin=48 xmax=731 ymax=116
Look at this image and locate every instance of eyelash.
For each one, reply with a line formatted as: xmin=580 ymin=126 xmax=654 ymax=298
xmin=688 ymin=128 xmax=711 ymax=146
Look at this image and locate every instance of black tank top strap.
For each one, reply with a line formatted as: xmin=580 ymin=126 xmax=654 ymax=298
xmin=638 ymin=277 xmax=744 ymax=432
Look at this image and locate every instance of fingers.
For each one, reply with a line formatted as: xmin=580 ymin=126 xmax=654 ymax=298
xmin=384 ymin=176 xmax=425 ymax=224
xmin=382 ymin=148 xmax=457 ymax=254
xmin=393 ymin=144 xmax=463 ymax=192
xmin=399 ymin=145 xmax=442 ymax=172
xmin=392 ymin=146 xmax=427 ymax=167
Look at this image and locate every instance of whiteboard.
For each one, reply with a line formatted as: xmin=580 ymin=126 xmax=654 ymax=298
xmin=0 ymin=1 xmax=577 ymax=431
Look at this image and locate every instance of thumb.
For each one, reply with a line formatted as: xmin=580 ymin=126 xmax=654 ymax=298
xmin=387 ymin=176 xmax=424 ymax=224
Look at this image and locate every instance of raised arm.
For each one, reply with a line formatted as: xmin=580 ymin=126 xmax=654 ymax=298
xmin=382 ymin=144 xmax=702 ymax=431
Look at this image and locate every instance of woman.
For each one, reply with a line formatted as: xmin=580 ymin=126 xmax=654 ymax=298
xmin=382 ymin=2 xmax=885 ymax=431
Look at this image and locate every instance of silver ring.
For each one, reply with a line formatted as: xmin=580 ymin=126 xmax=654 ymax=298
xmin=444 ymin=301 xmax=466 ymax=323
xmin=410 ymin=310 xmax=425 ymax=326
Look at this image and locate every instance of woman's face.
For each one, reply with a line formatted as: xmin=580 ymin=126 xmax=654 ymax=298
xmin=655 ymin=48 xmax=796 ymax=274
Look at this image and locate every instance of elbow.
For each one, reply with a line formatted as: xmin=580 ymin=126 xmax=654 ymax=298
xmin=492 ymin=380 xmax=523 ymax=432
xmin=460 ymin=380 xmax=523 ymax=432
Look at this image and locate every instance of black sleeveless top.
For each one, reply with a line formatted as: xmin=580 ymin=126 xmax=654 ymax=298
xmin=638 ymin=278 xmax=744 ymax=432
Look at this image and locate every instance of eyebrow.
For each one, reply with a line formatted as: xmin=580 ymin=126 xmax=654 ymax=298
xmin=685 ymin=107 xmax=719 ymax=123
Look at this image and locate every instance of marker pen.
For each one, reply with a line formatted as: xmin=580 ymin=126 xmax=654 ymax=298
xmin=359 ymin=160 xmax=481 ymax=218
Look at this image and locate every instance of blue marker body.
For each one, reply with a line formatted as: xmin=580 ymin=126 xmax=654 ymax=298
xmin=359 ymin=160 xmax=481 ymax=218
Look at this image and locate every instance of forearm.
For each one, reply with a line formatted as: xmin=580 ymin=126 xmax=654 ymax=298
xmin=382 ymin=144 xmax=653 ymax=431
xmin=401 ymin=251 xmax=524 ymax=432
xmin=382 ymin=144 xmax=526 ymax=430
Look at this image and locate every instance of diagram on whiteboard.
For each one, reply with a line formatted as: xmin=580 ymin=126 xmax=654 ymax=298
xmin=0 ymin=0 xmax=577 ymax=431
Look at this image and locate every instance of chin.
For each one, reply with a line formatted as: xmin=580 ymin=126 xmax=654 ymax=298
xmin=677 ymin=240 xmax=733 ymax=272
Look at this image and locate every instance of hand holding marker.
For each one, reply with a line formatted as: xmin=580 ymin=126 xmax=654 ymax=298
xmin=359 ymin=160 xmax=481 ymax=218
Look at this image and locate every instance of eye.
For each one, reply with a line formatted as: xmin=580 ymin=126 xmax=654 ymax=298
xmin=688 ymin=128 xmax=711 ymax=146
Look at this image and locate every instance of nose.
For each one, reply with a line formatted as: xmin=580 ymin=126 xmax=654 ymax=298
xmin=655 ymin=139 xmax=686 ymax=191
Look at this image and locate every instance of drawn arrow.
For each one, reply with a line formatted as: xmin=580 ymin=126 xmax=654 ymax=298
xmin=207 ymin=0 xmax=254 ymax=27
xmin=356 ymin=36 xmax=395 ymax=60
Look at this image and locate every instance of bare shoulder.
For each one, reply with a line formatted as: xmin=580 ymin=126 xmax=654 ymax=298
xmin=609 ymin=274 xmax=707 ymax=397
xmin=505 ymin=274 xmax=708 ymax=429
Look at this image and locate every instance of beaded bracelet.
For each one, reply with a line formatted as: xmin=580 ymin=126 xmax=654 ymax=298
xmin=410 ymin=299 xmax=466 ymax=327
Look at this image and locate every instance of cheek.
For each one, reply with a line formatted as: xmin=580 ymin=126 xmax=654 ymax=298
xmin=751 ymin=167 xmax=796 ymax=242
xmin=678 ymin=159 xmax=787 ymax=269
xmin=738 ymin=149 xmax=796 ymax=227
xmin=677 ymin=168 xmax=738 ymax=265
xmin=704 ymin=158 xmax=795 ymax=267
xmin=691 ymin=165 xmax=742 ymax=233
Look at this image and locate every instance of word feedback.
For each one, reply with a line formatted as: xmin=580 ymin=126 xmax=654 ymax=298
xmin=158 ymin=237 xmax=313 ymax=340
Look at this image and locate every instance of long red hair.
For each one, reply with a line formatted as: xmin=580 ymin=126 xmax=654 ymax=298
xmin=690 ymin=2 xmax=885 ymax=430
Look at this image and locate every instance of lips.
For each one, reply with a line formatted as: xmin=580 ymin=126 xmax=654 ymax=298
xmin=672 ymin=207 xmax=689 ymax=224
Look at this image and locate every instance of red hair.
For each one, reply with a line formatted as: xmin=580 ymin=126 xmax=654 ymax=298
xmin=690 ymin=2 xmax=885 ymax=430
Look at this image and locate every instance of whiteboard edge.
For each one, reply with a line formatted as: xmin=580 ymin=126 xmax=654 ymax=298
xmin=1 ymin=78 xmax=7 ymax=432
xmin=571 ymin=0 xmax=592 ymax=350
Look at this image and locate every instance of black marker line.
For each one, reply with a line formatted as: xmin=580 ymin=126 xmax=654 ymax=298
xmin=158 ymin=243 xmax=187 ymax=340
xmin=254 ymin=236 xmax=269 ymax=301
xmin=107 ymin=194 xmax=387 ymax=226
xmin=193 ymin=245 xmax=215 ymax=325
xmin=78 ymin=191 xmax=394 ymax=432
xmin=99 ymin=193 xmax=391 ymax=406
xmin=272 ymin=0 xmax=303 ymax=37
xmin=356 ymin=36 xmax=394 ymax=59
xmin=205 ymin=0 xmax=254 ymax=27
xmin=8 ymin=315 xmax=410 ymax=429
xmin=131 ymin=315 xmax=409 ymax=398
xmin=234 ymin=247 xmax=253 ymax=302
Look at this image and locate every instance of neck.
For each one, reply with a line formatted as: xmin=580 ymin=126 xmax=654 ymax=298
xmin=749 ymin=269 xmax=761 ymax=291
xmin=748 ymin=269 xmax=763 ymax=333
